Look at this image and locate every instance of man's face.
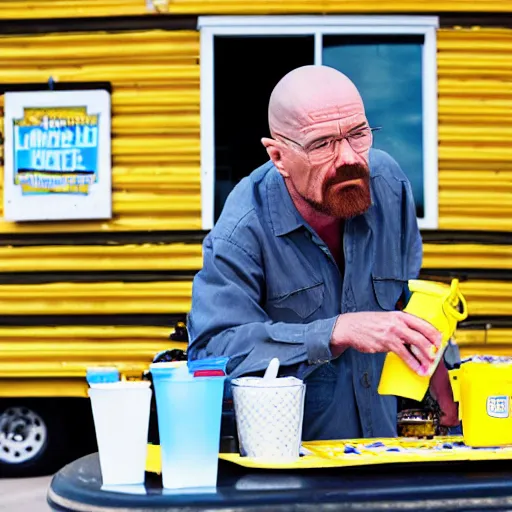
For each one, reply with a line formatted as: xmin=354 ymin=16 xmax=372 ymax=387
xmin=279 ymin=105 xmax=372 ymax=219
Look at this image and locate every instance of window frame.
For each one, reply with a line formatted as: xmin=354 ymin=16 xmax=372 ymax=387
xmin=198 ymin=15 xmax=440 ymax=230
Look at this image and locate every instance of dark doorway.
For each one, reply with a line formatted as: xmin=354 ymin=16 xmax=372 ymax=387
xmin=213 ymin=35 xmax=314 ymax=222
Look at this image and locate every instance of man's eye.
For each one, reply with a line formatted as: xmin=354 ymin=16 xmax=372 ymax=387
xmin=312 ymin=140 xmax=330 ymax=150
xmin=350 ymin=132 xmax=365 ymax=139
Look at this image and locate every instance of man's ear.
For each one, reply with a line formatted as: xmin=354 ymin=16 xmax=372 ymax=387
xmin=261 ymin=137 xmax=289 ymax=177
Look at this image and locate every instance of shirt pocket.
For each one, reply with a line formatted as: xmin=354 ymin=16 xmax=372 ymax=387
xmin=371 ymin=276 xmax=407 ymax=312
xmin=266 ymin=282 xmax=325 ymax=322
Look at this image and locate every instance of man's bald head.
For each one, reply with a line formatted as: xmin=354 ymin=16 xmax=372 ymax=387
xmin=268 ymin=65 xmax=365 ymax=143
xmin=262 ymin=65 xmax=371 ymax=220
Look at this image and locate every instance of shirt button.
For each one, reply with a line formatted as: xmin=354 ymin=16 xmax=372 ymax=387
xmin=361 ymin=372 xmax=371 ymax=388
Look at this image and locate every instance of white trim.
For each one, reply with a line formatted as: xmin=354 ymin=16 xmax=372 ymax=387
xmin=314 ymin=31 xmax=323 ymax=64
xmin=418 ymin=25 xmax=439 ymax=230
xmin=199 ymin=15 xmax=440 ymax=230
xmin=200 ymin=27 xmax=215 ymax=231
xmin=197 ymin=15 xmax=439 ymax=29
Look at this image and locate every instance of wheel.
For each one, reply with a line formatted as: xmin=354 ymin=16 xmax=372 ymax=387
xmin=0 ymin=405 xmax=48 ymax=469
xmin=0 ymin=398 xmax=94 ymax=478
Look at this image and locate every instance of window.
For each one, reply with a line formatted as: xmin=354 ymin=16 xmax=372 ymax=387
xmin=199 ymin=16 xmax=439 ymax=230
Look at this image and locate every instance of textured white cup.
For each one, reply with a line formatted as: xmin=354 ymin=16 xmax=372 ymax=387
xmin=231 ymin=376 xmax=305 ymax=462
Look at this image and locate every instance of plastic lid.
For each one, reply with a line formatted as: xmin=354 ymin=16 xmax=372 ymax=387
xmin=86 ymin=367 xmax=120 ymax=385
xmin=188 ymin=356 xmax=229 ymax=373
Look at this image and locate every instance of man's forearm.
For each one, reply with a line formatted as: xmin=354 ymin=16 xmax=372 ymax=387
xmin=188 ymin=316 xmax=338 ymax=376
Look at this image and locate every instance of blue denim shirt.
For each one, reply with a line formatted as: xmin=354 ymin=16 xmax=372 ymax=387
xmin=187 ymin=148 xmax=423 ymax=441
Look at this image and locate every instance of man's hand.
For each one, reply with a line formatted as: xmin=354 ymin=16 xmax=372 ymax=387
xmin=330 ymin=311 xmax=442 ymax=376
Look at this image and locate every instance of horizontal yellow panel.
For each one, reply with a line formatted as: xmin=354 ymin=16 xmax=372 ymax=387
xmin=0 ymin=242 xmax=508 ymax=272
xmin=0 ymin=243 xmax=203 ymax=271
xmin=455 ymin=328 xmax=512 ymax=346
xmin=438 ymin=217 xmax=511 ymax=231
xmin=459 ymin=281 xmax=512 ymax=316
xmin=0 ymin=217 xmax=203 ymax=233
xmin=0 ymin=361 xmax=157 ymax=378
xmin=439 ymin=191 xmax=511 ymax=207
xmin=439 ymin=170 xmax=512 ymax=186
xmin=422 ymin=244 xmax=512 ymax=270
xmin=0 ymin=379 xmax=90 ymax=398
xmin=0 ymin=326 xmax=187 ymax=380
xmin=439 ymin=126 xmax=512 ymax=142
xmin=0 ymin=0 xmax=509 ymax=18
xmin=0 ymin=192 xmax=201 ymax=216
xmin=0 ymin=281 xmax=192 ymax=314
xmin=438 ymin=79 xmax=512 ymax=96
xmin=459 ymin=346 xmax=512 ymax=359
xmin=0 ymin=341 xmax=184 ymax=361
xmin=440 ymin=146 xmax=512 ymax=161
xmin=0 ymin=279 xmax=506 ymax=316
xmin=0 ymin=63 xmax=198 ymax=83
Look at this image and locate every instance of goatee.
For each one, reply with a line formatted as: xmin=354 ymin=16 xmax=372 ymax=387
xmin=307 ymin=163 xmax=372 ymax=219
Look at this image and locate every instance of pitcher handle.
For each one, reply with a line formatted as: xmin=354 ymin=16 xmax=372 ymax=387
xmin=443 ymin=279 xmax=468 ymax=322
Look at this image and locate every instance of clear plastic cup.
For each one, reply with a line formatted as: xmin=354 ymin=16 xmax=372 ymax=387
xmin=88 ymin=381 xmax=152 ymax=486
xmin=150 ymin=362 xmax=226 ymax=490
xmin=231 ymin=376 xmax=305 ymax=462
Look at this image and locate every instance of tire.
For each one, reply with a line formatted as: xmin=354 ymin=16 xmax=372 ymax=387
xmin=0 ymin=398 xmax=96 ymax=478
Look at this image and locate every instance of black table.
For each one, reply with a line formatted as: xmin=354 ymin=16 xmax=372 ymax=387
xmin=47 ymin=452 xmax=512 ymax=511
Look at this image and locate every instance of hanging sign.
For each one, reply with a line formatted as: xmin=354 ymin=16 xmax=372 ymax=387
xmin=3 ymin=89 xmax=112 ymax=222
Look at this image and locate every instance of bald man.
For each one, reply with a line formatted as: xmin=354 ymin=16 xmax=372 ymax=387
xmin=187 ymin=65 xmax=458 ymax=440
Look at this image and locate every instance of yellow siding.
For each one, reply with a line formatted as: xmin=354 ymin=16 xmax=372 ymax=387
xmin=0 ymin=325 xmax=507 ymax=383
xmin=0 ymin=242 xmax=508 ymax=272
xmin=0 ymin=24 xmax=510 ymax=396
xmin=0 ymin=281 xmax=192 ymax=315
xmin=0 ymin=28 xmax=511 ymax=232
xmin=0 ymin=0 xmax=510 ymax=18
xmin=0 ymin=326 xmax=187 ymax=380
xmin=0 ymin=279 xmax=506 ymax=316
xmin=438 ymin=28 xmax=512 ymax=231
xmin=422 ymin=244 xmax=512 ymax=270
xmin=454 ymin=329 xmax=512 ymax=359
xmin=0 ymin=243 xmax=203 ymax=271
xmin=0 ymin=30 xmax=201 ymax=232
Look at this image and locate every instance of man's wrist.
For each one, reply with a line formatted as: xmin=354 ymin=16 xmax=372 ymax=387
xmin=329 ymin=315 xmax=351 ymax=357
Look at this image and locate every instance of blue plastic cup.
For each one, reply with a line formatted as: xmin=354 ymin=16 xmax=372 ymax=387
xmin=150 ymin=361 xmax=226 ymax=490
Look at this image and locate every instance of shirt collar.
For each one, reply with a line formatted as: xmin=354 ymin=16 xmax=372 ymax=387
xmin=266 ymin=164 xmax=305 ymax=237
xmin=266 ymin=157 xmax=377 ymax=237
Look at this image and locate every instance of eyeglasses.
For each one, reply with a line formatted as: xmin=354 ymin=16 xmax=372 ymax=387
xmin=279 ymin=126 xmax=381 ymax=165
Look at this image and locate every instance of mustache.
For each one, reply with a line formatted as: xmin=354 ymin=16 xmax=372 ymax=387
xmin=327 ymin=163 xmax=369 ymax=186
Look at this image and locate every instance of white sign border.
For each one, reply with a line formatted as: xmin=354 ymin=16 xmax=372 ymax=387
xmin=3 ymin=89 xmax=112 ymax=222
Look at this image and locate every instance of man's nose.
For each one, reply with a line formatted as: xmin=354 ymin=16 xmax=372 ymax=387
xmin=333 ymin=137 xmax=358 ymax=167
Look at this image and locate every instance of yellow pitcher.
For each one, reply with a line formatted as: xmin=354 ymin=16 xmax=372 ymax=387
xmin=378 ymin=278 xmax=468 ymax=402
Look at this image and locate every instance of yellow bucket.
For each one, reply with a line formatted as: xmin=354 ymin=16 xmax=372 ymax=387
xmin=458 ymin=360 xmax=512 ymax=447
xmin=378 ymin=278 xmax=468 ymax=401
xmin=448 ymin=368 xmax=463 ymax=421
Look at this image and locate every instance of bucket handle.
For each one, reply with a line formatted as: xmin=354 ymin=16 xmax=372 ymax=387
xmin=442 ymin=279 xmax=468 ymax=322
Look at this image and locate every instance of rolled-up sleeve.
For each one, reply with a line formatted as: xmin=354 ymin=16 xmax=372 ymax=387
xmin=187 ymin=235 xmax=336 ymax=376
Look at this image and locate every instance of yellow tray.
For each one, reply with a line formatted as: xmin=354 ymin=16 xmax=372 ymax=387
xmin=146 ymin=436 xmax=512 ymax=473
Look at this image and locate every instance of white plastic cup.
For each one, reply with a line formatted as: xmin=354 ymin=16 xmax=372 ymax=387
xmin=231 ymin=376 xmax=305 ymax=462
xmin=88 ymin=381 xmax=152 ymax=486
